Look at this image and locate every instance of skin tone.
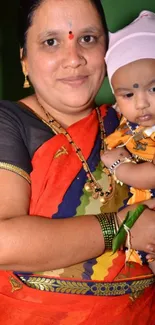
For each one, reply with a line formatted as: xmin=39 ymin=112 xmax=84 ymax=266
xmin=0 ymin=2 xmax=154 ymax=273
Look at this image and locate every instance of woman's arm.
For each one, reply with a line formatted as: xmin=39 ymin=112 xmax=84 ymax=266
xmin=0 ymin=170 xmax=105 ymax=271
xmin=0 ymin=170 xmax=155 ymax=272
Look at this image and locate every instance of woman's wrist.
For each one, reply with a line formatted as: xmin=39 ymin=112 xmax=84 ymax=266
xmin=95 ymin=213 xmax=118 ymax=250
xmin=114 ymin=204 xmax=147 ymax=253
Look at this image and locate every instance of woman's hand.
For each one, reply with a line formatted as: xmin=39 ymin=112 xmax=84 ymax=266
xmin=118 ymin=206 xmax=155 ymax=255
xmin=132 ymin=200 xmax=155 ymax=261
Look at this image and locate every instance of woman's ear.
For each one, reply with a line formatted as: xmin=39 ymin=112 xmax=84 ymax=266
xmin=20 ymin=48 xmax=30 ymax=89
xmin=20 ymin=48 xmax=24 ymax=61
xmin=20 ymin=48 xmax=28 ymax=73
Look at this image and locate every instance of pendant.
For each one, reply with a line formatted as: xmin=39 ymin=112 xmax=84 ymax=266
xmin=84 ymin=182 xmax=93 ymax=192
xmin=100 ymin=196 xmax=106 ymax=204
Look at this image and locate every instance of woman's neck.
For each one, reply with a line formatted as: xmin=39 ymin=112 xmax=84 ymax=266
xmin=21 ymin=95 xmax=95 ymax=129
xmin=47 ymin=107 xmax=94 ymax=129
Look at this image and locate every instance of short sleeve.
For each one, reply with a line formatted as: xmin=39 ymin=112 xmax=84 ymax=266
xmin=0 ymin=103 xmax=32 ymax=183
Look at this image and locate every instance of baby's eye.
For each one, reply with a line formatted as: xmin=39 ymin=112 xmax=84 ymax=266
xmin=80 ymin=35 xmax=97 ymax=43
xmin=44 ymin=39 xmax=58 ymax=47
xmin=123 ymin=93 xmax=134 ymax=98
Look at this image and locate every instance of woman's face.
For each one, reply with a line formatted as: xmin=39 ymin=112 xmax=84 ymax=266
xmin=24 ymin=0 xmax=106 ymax=113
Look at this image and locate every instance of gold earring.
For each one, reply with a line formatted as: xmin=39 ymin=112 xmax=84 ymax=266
xmin=23 ymin=74 xmax=30 ymax=88
xmin=21 ymin=60 xmax=30 ymax=88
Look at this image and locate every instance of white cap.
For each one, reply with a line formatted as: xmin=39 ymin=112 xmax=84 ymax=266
xmin=105 ymin=11 xmax=155 ymax=85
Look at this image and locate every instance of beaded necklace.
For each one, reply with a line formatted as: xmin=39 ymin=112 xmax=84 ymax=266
xmin=39 ymin=103 xmax=115 ymax=204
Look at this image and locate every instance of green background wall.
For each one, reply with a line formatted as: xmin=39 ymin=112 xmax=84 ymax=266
xmin=1 ymin=0 xmax=155 ymax=103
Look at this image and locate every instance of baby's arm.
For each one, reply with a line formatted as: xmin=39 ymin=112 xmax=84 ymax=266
xmin=101 ymin=147 xmax=155 ymax=189
xmin=115 ymin=160 xmax=155 ymax=189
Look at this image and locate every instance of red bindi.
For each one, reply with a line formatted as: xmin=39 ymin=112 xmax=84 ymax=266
xmin=68 ymin=31 xmax=74 ymax=40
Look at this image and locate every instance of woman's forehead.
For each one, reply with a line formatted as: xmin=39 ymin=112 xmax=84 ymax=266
xmin=31 ymin=0 xmax=103 ymax=29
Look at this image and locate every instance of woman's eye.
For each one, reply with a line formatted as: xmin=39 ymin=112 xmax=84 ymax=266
xmin=80 ymin=35 xmax=96 ymax=43
xmin=149 ymin=87 xmax=155 ymax=93
xmin=44 ymin=39 xmax=58 ymax=47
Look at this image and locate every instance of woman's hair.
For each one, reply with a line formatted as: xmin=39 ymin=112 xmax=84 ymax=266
xmin=19 ymin=0 xmax=108 ymax=56
xmin=19 ymin=0 xmax=43 ymax=54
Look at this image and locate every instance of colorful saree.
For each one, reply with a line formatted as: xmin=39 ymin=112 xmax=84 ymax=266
xmin=0 ymin=105 xmax=154 ymax=325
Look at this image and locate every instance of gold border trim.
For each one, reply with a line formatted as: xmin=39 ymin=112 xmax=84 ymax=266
xmin=0 ymin=162 xmax=31 ymax=184
xmin=19 ymin=275 xmax=155 ymax=296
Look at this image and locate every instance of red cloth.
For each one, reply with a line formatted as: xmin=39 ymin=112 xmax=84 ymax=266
xmin=0 ymin=271 xmax=154 ymax=325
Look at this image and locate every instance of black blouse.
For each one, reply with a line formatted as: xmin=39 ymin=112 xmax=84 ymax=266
xmin=0 ymin=100 xmax=55 ymax=182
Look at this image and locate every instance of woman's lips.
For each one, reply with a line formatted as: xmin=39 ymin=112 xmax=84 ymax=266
xmin=58 ymin=76 xmax=88 ymax=86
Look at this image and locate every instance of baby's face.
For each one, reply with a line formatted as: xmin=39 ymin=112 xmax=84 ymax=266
xmin=111 ymin=59 xmax=155 ymax=127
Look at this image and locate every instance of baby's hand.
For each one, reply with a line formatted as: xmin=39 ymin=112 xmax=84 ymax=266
xmin=101 ymin=147 xmax=130 ymax=168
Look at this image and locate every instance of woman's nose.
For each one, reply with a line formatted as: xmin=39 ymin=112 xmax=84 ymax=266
xmin=61 ymin=44 xmax=86 ymax=69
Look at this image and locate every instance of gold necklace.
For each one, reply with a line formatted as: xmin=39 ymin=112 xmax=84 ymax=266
xmin=39 ymin=102 xmax=115 ymax=204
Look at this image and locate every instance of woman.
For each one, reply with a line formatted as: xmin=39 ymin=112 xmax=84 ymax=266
xmin=0 ymin=0 xmax=154 ymax=324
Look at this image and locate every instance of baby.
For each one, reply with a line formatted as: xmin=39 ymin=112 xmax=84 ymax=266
xmin=102 ymin=10 xmax=155 ymax=273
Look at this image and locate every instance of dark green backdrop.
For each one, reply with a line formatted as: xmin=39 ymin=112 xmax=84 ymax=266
xmin=1 ymin=0 xmax=155 ymax=103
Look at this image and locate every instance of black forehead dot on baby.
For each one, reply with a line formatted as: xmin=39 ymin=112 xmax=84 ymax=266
xmin=133 ymin=83 xmax=139 ymax=88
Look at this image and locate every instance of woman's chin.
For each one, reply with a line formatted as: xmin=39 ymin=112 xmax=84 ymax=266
xmin=61 ymin=93 xmax=94 ymax=110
